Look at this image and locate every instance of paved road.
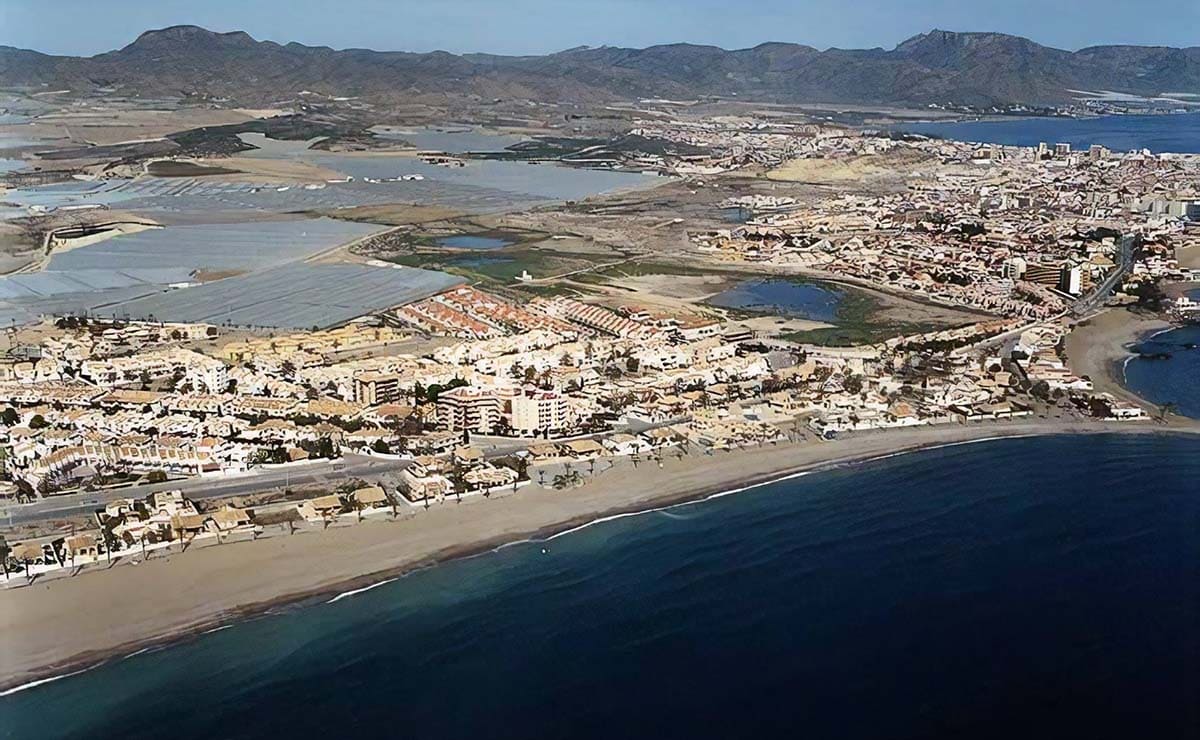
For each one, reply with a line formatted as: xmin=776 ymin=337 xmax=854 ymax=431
xmin=2 ymin=416 xmax=686 ymax=527
xmin=0 ymin=455 xmax=412 ymax=527
xmin=1073 ymin=234 xmax=1134 ymax=317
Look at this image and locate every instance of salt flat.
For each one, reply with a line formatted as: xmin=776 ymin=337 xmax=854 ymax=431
xmin=106 ymin=262 xmax=465 ymax=328
xmin=47 ymin=217 xmax=382 ymax=272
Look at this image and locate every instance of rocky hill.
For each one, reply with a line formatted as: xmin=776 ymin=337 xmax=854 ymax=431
xmin=3 ymin=26 xmax=1198 ymax=107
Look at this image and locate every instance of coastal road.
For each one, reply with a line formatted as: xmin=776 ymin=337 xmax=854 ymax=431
xmin=4 ymin=417 xmax=686 ymax=527
xmin=1 ymin=454 xmax=412 ymax=527
xmin=468 ymin=415 xmax=689 ymax=458
xmin=1073 ymin=234 xmax=1134 ymax=317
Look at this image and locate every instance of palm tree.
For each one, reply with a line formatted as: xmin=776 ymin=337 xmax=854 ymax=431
xmin=450 ymin=463 xmax=466 ymax=502
xmin=102 ymin=529 xmax=116 ymax=566
xmin=1156 ymin=401 xmax=1177 ymax=423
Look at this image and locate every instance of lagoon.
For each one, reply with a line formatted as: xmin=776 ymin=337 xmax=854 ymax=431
xmin=708 ymin=278 xmax=843 ymax=322
xmin=435 ymin=234 xmax=513 ymax=250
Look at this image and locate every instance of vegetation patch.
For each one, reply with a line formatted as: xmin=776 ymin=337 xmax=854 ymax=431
xmin=146 ymin=160 xmax=240 ymax=177
xmin=780 ymin=291 xmax=938 ymax=346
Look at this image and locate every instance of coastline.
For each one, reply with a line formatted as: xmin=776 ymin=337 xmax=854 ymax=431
xmin=1063 ymin=307 xmax=1173 ymax=410
xmin=2 ymin=419 xmax=1198 ymax=694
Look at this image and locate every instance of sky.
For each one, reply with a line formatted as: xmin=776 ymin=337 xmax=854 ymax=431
xmin=2 ymin=0 xmax=1196 ymax=57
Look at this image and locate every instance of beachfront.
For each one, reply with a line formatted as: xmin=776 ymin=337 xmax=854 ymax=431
xmin=2 ymin=417 xmax=1198 ymax=692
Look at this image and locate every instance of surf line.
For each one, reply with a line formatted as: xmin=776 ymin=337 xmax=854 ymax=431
xmin=0 ymin=666 xmax=97 ymax=697
xmin=326 ymin=577 xmax=398 ymax=604
xmin=543 ymin=433 xmax=1041 ymax=543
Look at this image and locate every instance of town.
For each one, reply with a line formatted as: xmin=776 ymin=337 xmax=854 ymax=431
xmin=2 ymin=120 xmax=1198 ymax=583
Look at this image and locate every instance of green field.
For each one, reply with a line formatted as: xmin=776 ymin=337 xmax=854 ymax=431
xmin=387 ymin=245 xmax=611 ymax=286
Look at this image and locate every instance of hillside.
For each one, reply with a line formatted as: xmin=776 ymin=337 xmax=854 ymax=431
xmin=2 ymin=26 xmax=1198 ymax=107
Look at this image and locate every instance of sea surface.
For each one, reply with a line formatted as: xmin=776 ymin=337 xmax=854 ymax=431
xmin=4 ymin=434 xmax=1199 ymax=740
xmin=1124 ymin=321 xmax=1200 ymax=419
xmin=897 ymin=112 xmax=1200 ymax=154
xmin=708 ymin=278 xmax=844 ymax=322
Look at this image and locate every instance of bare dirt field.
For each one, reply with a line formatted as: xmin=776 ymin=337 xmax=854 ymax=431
xmin=1176 ymin=243 xmax=1200 ymax=269
xmin=766 ymin=148 xmax=937 ymax=186
xmin=17 ymin=107 xmax=284 ymax=147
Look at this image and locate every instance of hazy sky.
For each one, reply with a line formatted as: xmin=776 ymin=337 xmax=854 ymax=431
xmin=2 ymin=0 xmax=1195 ymax=56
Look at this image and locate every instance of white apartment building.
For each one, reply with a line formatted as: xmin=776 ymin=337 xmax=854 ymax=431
xmin=510 ymin=390 xmax=570 ymax=437
xmin=437 ymin=386 xmax=504 ymax=434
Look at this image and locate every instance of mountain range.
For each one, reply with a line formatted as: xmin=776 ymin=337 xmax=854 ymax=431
xmin=3 ymin=26 xmax=1199 ymax=108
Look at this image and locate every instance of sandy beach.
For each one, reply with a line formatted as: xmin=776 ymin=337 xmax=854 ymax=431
xmin=2 ymin=418 xmax=1197 ymax=692
xmin=1064 ymin=307 xmax=1172 ymax=408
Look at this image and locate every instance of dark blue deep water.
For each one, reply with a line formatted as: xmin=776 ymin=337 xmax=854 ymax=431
xmin=708 ymin=278 xmax=844 ymax=322
xmin=1125 ymin=323 xmax=1200 ymax=419
xmin=3 ymin=434 xmax=1200 ymax=740
xmin=897 ymin=112 xmax=1200 ymax=154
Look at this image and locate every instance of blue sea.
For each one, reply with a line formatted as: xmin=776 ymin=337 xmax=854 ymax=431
xmin=4 ymin=434 xmax=1199 ymax=740
xmin=897 ymin=112 xmax=1200 ymax=154
xmin=1124 ymin=322 xmax=1200 ymax=419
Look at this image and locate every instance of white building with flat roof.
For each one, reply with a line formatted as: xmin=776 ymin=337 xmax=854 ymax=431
xmin=510 ymin=390 xmax=570 ymax=437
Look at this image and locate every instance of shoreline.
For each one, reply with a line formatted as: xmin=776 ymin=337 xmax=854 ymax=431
xmin=1063 ymin=306 xmax=1176 ymax=412
xmin=2 ymin=420 xmax=1198 ymax=694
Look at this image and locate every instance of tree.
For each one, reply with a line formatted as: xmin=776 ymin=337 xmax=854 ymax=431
xmin=842 ymin=374 xmax=865 ymax=395
xmin=449 ymin=463 xmax=467 ymax=501
xmin=0 ymin=407 xmax=17 ymax=427
xmin=28 ymin=414 xmax=48 ymax=430
xmin=145 ymin=470 xmax=168 ymax=484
